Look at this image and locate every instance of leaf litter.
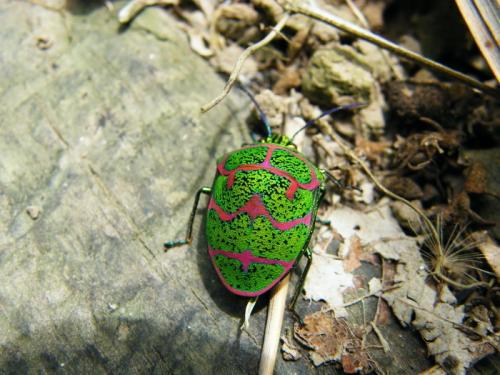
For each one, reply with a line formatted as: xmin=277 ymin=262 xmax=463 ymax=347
xmin=114 ymin=0 xmax=499 ymax=373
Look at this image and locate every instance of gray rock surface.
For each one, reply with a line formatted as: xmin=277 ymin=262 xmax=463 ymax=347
xmin=0 ymin=1 xmax=312 ymax=374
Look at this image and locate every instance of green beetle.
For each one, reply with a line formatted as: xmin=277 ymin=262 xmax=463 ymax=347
xmin=165 ymin=97 xmax=360 ymax=307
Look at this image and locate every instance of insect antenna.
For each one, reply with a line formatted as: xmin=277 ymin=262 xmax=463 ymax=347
xmin=290 ymin=102 xmax=367 ymax=142
xmin=239 ymin=84 xmax=272 ymax=138
xmin=324 ymin=169 xmax=362 ymax=192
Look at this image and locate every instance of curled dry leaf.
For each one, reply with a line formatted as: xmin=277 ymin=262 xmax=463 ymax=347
xmin=393 ymin=130 xmax=461 ymax=171
xmin=281 ymin=332 xmax=302 ymax=361
xmin=187 ymin=31 xmax=213 ymax=58
xmin=294 ymin=311 xmax=371 ymax=372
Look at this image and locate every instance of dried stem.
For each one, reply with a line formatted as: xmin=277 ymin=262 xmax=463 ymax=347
xmin=259 ymin=274 xmax=290 ymax=375
xmin=201 ymin=14 xmax=291 ymax=113
xmin=340 ymin=285 xmax=401 ymax=308
xmin=370 ymin=321 xmax=390 ymax=353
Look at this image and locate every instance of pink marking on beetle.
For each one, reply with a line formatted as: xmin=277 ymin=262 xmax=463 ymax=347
xmin=209 ymin=248 xmax=293 ymax=272
xmin=261 ymin=145 xmax=275 ymax=168
xmin=208 ymin=246 xmax=295 ymax=297
xmin=208 ymin=195 xmax=312 ymax=230
xmin=217 ymin=144 xmax=320 ymax=198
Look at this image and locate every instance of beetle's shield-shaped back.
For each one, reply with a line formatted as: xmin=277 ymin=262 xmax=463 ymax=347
xmin=206 ymin=143 xmax=324 ymax=297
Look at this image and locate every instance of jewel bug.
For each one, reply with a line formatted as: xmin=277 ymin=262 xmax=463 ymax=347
xmin=165 ymin=92 xmax=362 ymax=309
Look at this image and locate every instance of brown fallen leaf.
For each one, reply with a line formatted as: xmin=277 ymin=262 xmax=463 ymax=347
xmin=294 ymin=311 xmax=371 ymax=373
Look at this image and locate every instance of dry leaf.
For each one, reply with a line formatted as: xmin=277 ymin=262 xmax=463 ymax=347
xmin=281 ymin=333 xmax=302 ymax=361
xmin=294 ymin=311 xmax=370 ymax=372
xmin=303 ymin=251 xmax=354 ymax=317
xmin=328 ymin=203 xmax=409 ymax=261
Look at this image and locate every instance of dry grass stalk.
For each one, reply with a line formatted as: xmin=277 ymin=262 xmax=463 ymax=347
xmin=259 ymin=274 xmax=290 ymax=375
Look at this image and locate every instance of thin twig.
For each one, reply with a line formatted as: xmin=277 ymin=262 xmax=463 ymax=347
xmin=370 ymin=321 xmax=391 ymax=353
xmin=341 ymin=285 xmax=401 ymax=308
xmin=282 ymin=1 xmax=498 ymax=98
xmin=344 ymin=0 xmax=403 ymax=80
xmin=201 ymin=14 xmax=291 ymax=113
xmin=259 ymin=274 xmax=290 ymax=375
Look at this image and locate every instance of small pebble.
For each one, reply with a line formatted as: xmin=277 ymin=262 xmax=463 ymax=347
xmin=26 ymin=205 xmax=42 ymax=220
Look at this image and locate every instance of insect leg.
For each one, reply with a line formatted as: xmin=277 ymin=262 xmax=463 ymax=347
xmin=316 ymin=217 xmax=331 ymax=226
xmin=164 ymin=186 xmax=211 ymax=250
xmin=288 ymin=247 xmax=313 ymax=313
xmin=322 ymin=169 xmax=361 ymax=192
